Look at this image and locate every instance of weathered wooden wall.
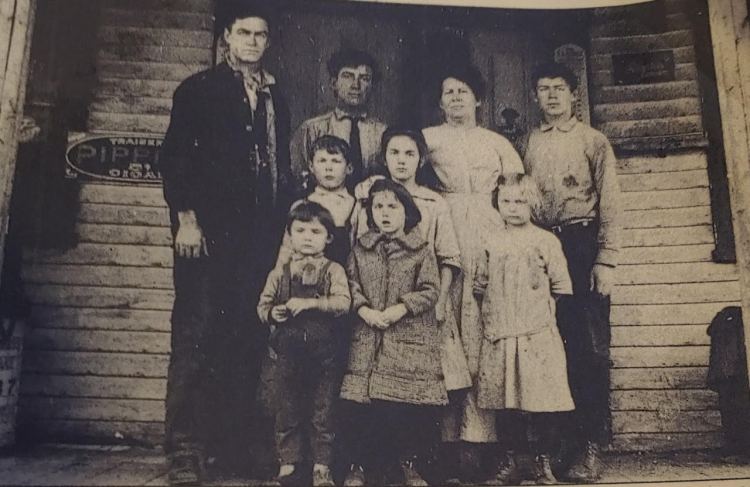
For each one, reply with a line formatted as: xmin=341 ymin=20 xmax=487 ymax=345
xmin=18 ymin=0 xmax=213 ymax=444
xmin=591 ymin=0 xmax=741 ymax=451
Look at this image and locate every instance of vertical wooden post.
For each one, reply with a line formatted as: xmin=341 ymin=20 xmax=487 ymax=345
xmin=0 ymin=0 xmax=36 ymax=275
xmin=706 ymin=0 xmax=750 ymax=385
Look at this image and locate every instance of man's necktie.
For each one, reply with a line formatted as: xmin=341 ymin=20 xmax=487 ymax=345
xmin=347 ymin=116 xmax=363 ymax=189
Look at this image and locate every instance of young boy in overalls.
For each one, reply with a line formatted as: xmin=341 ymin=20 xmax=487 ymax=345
xmin=258 ymin=202 xmax=352 ymax=487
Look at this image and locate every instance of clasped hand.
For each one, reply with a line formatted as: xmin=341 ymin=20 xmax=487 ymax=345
xmin=358 ymin=304 xmax=408 ymax=330
xmin=270 ymin=298 xmax=314 ymax=323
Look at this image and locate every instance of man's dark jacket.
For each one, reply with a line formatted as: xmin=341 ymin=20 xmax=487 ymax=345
xmin=160 ymin=62 xmax=292 ymax=246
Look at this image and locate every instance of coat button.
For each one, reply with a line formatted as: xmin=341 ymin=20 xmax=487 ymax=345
xmin=246 ymin=125 xmax=252 ymax=132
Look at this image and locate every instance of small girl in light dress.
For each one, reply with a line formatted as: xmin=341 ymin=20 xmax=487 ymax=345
xmin=473 ymin=173 xmax=574 ymax=485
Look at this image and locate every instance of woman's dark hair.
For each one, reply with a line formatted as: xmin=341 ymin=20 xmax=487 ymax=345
xmin=327 ymin=48 xmax=381 ymax=84
xmin=366 ymin=179 xmax=422 ymax=234
xmin=530 ymin=62 xmax=579 ymax=92
xmin=286 ymin=200 xmax=336 ymax=239
xmin=375 ymin=126 xmax=443 ymax=191
xmin=437 ymin=64 xmax=486 ymax=101
xmin=308 ymin=135 xmax=352 ymax=165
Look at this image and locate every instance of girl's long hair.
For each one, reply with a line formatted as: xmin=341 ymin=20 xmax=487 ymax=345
xmin=366 ymin=178 xmax=422 ymax=234
xmin=492 ymin=172 xmax=544 ymax=223
xmin=375 ymin=126 xmax=443 ymax=192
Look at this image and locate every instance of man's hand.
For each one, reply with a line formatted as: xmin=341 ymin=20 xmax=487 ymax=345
xmin=270 ymin=305 xmax=289 ymax=323
xmin=381 ymin=304 xmax=408 ymax=326
xmin=175 ymin=211 xmax=208 ymax=258
xmin=285 ymin=298 xmax=313 ymax=317
xmin=590 ymin=264 xmax=615 ymax=296
xmin=358 ymin=306 xmax=389 ymax=330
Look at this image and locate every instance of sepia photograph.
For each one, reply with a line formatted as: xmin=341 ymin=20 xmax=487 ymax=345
xmin=1 ymin=0 xmax=750 ymax=485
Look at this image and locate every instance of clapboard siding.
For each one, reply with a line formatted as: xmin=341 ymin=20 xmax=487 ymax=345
xmin=607 ymin=148 xmax=740 ymax=451
xmin=19 ymin=0 xmax=213 ymax=445
xmin=590 ymin=1 xmax=706 ymax=151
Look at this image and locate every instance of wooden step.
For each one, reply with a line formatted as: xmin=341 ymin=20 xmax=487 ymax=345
xmin=98 ymin=44 xmax=212 ymax=65
xmin=598 ymin=115 xmax=703 ymax=139
xmin=98 ymin=26 xmax=212 ymax=49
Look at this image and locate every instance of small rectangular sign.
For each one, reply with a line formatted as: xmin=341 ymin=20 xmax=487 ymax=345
xmin=612 ymin=50 xmax=676 ymax=85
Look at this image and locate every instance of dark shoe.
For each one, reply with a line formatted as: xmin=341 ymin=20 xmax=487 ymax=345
xmin=401 ymin=460 xmax=428 ymax=487
xmin=168 ymin=454 xmax=202 ymax=486
xmin=313 ymin=465 xmax=336 ymax=487
xmin=343 ymin=464 xmax=366 ymax=487
xmin=565 ymin=442 xmax=602 ymax=483
xmin=534 ymin=455 xmax=557 ymax=485
xmin=494 ymin=451 xmax=523 ymax=485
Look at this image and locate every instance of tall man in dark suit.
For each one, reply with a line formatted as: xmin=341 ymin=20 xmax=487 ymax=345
xmin=160 ymin=4 xmax=292 ymax=485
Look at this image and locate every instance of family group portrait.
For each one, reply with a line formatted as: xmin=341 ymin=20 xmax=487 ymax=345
xmin=1 ymin=0 xmax=750 ymax=486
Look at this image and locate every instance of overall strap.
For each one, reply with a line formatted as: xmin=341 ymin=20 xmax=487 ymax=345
xmin=278 ymin=262 xmax=292 ymax=303
xmin=314 ymin=259 xmax=334 ymax=296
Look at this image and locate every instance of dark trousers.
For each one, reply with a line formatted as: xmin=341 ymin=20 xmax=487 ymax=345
xmin=274 ymin=323 xmax=339 ymax=465
xmin=554 ymin=223 xmax=612 ymax=447
xmin=344 ymin=400 xmax=440 ymax=473
xmin=164 ymin=235 xmax=272 ymax=460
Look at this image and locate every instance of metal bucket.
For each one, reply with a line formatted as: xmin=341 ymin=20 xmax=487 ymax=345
xmin=0 ymin=318 xmax=24 ymax=448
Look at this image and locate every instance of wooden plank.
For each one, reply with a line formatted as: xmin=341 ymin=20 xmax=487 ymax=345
xmin=23 ymin=264 xmax=173 ymax=289
xmin=97 ymin=78 xmax=180 ymax=99
xmin=611 ymin=325 xmax=710 ymax=346
xmin=622 ymin=207 xmax=711 ymax=229
xmin=600 ymin=115 xmax=702 ymax=139
xmin=620 ymin=244 xmax=714 ymax=264
xmin=613 ymin=410 xmax=721 ymax=434
xmin=593 ymin=81 xmax=699 ymax=104
xmin=611 ymin=346 xmax=709 ymax=368
xmin=90 ymin=95 xmax=172 ymax=116
xmin=26 ymin=328 xmax=171 ymax=354
xmin=611 ymin=390 xmax=718 ymax=411
xmin=619 ymin=169 xmax=709 ymax=192
xmin=77 ymin=223 xmax=172 ymax=246
xmin=79 ymin=183 xmax=167 ymax=207
xmin=24 ymin=351 xmax=168 ymax=378
xmin=593 ymin=64 xmax=697 ymax=87
xmin=622 ymin=190 xmax=711 ymax=211
xmin=25 ymin=284 xmax=174 ymax=311
xmin=102 ymin=8 xmax=213 ymax=30
xmin=617 ymin=152 xmax=706 ymax=174
xmin=616 ymin=262 xmax=738 ymax=285
xmin=612 ymin=432 xmax=722 ymax=452
xmin=20 ymin=375 xmax=166 ymax=400
xmin=590 ymin=30 xmax=694 ymax=55
xmin=611 ymin=281 xmax=740 ymax=305
xmin=594 ymin=98 xmax=701 ymax=122
xmin=30 ymin=307 xmax=171 ymax=332
xmin=96 ymin=60 xmax=205 ymax=82
xmin=79 ymin=203 xmax=169 ymax=226
xmin=88 ymin=111 xmax=169 ymax=136
xmin=591 ymin=47 xmax=695 ymax=70
xmin=622 ymin=226 xmax=714 ymax=247
xmin=612 ymin=302 xmax=739 ymax=326
xmin=611 ymin=367 xmax=708 ymax=390
xmin=106 ymin=0 xmax=213 ymax=14
xmin=19 ymin=397 xmax=165 ymax=422
xmin=24 ymin=243 xmax=173 ymax=267
xmin=17 ymin=419 xmax=164 ymax=445
xmin=98 ymin=26 xmax=212 ymax=48
xmin=98 ymin=45 xmax=212 ymax=65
